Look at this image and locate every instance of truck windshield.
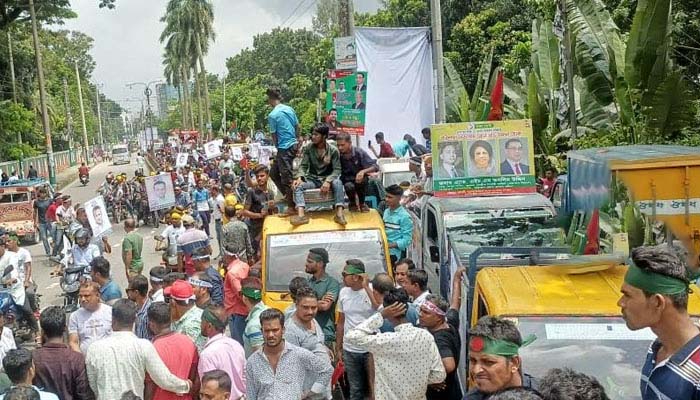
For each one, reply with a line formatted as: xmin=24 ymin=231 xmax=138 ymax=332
xmin=383 ymin=171 xmax=416 ymax=187
xmin=445 ymin=209 xmax=565 ymax=256
xmin=514 ymin=316 xmax=653 ymax=400
xmin=266 ymin=229 xmax=388 ymax=291
xmin=112 ymin=147 xmax=128 ymax=154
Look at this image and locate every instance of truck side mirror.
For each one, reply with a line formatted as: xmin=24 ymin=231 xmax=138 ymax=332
xmin=429 ymin=245 xmax=440 ymax=263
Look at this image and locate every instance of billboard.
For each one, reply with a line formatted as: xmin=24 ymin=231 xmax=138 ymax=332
xmin=334 ymin=36 xmax=357 ymax=70
xmin=325 ymin=70 xmax=367 ymax=136
xmin=431 ymin=120 xmax=537 ymax=197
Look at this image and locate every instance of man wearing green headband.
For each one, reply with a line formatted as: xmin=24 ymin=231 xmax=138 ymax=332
xmin=198 ymin=305 xmax=246 ymax=399
xmin=305 ymin=248 xmax=340 ymax=348
xmin=618 ymin=245 xmax=700 ymax=400
xmin=241 ymin=277 xmax=269 ymax=357
xmin=466 ymin=316 xmax=538 ymax=399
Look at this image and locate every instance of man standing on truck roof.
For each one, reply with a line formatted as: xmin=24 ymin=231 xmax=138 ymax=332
xmin=465 ymin=316 xmax=538 ymax=399
xmin=305 ymin=248 xmax=341 ymax=349
xmin=618 ymin=245 xmax=700 ymax=400
xmin=383 ymin=184 xmax=413 ymax=265
xmin=267 ymin=87 xmax=301 ymax=213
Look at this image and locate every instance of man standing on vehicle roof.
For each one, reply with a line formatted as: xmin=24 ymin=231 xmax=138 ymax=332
xmin=465 ymin=316 xmax=538 ymax=399
xmin=305 ymin=248 xmax=341 ymax=349
xmin=291 ymin=123 xmax=347 ymax=226
xmin=383 ymin=184 xmax=413 ymax=264
xmin=618 ymin=245 xmax=700 ymax=400
xmin=267 ymin=87 xmax=301 ymax=212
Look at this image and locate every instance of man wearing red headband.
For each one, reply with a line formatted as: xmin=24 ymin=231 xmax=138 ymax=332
xmin=465 ymin=316 xmax=537 ymax=399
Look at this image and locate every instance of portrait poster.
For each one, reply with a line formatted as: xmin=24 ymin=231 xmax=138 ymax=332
xmin=175 ymin=153 xmax=189 ymax=168
xmin=85 ymin=196 xmax=112 ymax=238
xmin=167 ymin=136 xmax=179 ymax=147
xmin=145 ymin=173 xmax=176 ymax=211
xmin=431 ymin=120 xmax=536 ymax=197
xmin=325 ymin=70 xmax=367 ymax=136
xmin=259 ymin=146 xmax=274 ymax=166
xmin=204 ymin=140 xmax=223 ymax=160
xmin=334 ymin=36 xmax=357 ymax=70
xmin=230 ymin=146 xmax=244 ymax=161
xmin=249 ymin=143 xmax=261 ymax=159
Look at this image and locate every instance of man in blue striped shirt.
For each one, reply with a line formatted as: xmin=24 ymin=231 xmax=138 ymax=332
xmin=618 ymin=245 xmax=700 ymax=400
xmin=126 ymin=275 xmax=153 ymax=341
xmin=383 ymin=184 xmax=413 ymax=265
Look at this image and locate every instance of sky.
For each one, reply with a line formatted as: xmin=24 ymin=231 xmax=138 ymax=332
xmin=60 ymin=0 xmax=380 ymax=114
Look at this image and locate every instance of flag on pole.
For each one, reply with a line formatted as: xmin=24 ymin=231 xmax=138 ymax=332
xmin=487 ymin=70 xmax=504 ymax=121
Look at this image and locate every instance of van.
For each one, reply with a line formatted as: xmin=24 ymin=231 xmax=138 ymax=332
xmin=112 ymin=144 xmax=130 ymax=165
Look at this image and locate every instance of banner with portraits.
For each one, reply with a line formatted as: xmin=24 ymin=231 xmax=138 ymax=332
xmin=431 ymin=120 xmax=536 ymax=197
xmin=325 ymin=70 xmax=367 ymax=136
xmin=145 ymin=174 xmax=176 ymax=211
xmin=85 ymin=196 xmax=112 ymax=238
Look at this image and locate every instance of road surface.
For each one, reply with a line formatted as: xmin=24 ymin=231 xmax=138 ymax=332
xmin=26 ymin=155 xmax=206 ymax=309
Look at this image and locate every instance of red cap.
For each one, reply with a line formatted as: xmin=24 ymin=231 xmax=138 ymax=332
xmin=164 ymin=280 xmax=194 ymax=301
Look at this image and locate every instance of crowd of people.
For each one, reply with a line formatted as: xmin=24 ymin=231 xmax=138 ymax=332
xmin=0 ymin=87 xmax=692 ymax=400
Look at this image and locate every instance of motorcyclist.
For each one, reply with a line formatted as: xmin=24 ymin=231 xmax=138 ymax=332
xmin=72 ymin=206 xmax=111 ymax=255
xmin=78 ymin=162 xmax=89 ymax=180
xmin=0 ymin=237 xmax=38 ymax=341
xmin=99 ymin=172 xmax=116 ymax=196
xmin=70 ymin=228 xmax=100 ymax=271
xmin=155 ymin=211 xmax=186 ymax=268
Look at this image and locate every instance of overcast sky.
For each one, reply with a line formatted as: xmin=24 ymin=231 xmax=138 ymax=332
xmin=60 ymin=0 xmax=379 ymax=113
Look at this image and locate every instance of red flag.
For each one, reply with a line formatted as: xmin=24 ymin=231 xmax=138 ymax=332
xmin=487 ymin=70 xmax=504 ymax=121
xmin=583 ymin=209 xmax=600 ymax=255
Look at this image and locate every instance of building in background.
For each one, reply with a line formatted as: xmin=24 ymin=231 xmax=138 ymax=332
xmin=156 ymin=83 xmax=180 ymax=119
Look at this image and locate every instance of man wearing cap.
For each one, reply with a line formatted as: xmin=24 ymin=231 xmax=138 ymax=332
xmin=240 ymin=277 xmax=269 ymax=357
xmin=222 ymin=206 xmax=254 ymax=264
xmin=149 ymin=266 xmax=168 ymax=302
xmin=346 ymin=287 xmax=446 ymax=400
xmin=176 ymin=214 xmax=211 ymax=276
xmin=618 ymin=245 xmax=700 ymax=400
xmin=199 ymin=305 xmax=247 ymax=400
xmin=465 ymin=316 xmax=538 ymax=399
xmin=122 ymin=218 xmax=144 ymax=279
xmin=156 ymin=211 xmax=186 ymax=269
xmin=305 ymin=248 xmax=341 ymax=349
xmin=336 ymin=260 xmax=377 ymax=400
xmin=291 ymin=124 xmax=347 ymax=226
xmin=167 ymin=279 xmax=206 ymax=350
xmin=383 ymin=184 xmax=413 ymax=264
xmin=223 ymin=244 xmax=251 ymax=346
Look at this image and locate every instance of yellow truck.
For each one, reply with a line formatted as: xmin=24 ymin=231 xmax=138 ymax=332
xmin=260 ymin=209 xmax=392 ymax=311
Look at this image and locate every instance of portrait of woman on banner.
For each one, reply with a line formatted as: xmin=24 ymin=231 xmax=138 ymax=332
xmin=467 ymin=140 xmax=497 ymax=177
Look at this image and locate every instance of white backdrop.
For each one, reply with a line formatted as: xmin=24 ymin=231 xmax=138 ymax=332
xmin=356 ymin=27 xmax=435 ymax=153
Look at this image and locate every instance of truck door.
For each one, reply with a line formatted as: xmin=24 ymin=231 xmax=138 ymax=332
xmin=422 ymin=206 xmax=441 ymax=294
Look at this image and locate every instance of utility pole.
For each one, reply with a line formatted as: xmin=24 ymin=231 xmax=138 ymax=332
xmin=75 ymin=62 xmax=90 ymax=165
xmin=559 ymin=0 xmax=577 ymax=148
xmin=29 ymin=0 xmax=55 ymax=185
xmin=430 ymin=0 xmax=446 ymax=123
xmin=7 ymin=31 xmax=22 ymax=151
xmin=145 ymin=87 xmax=153 ymax=148
xmin=62 ymin=79 xmax=75 ymax=161
xmin=95 ymin=84 xmax=105 ymax=149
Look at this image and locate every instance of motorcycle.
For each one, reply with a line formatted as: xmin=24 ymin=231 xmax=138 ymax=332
xmin=79 ymin=174 xmax=89 ymax=186
xmin=0 ymin=266 xmax=34 ymax=344
xmin=51 ymin=242 xmax=90 ymax=313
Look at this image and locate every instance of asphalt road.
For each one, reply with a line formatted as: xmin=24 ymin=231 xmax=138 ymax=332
xmin=26 ymin=155 xmax=204 ymax=309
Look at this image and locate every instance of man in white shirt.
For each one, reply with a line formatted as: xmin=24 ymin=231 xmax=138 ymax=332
xmin=210 ymin=185 xmax=225 ymax=257
xmin=86 ymin=299 xmax=191 ymax=400
xmin=336 ymin=260 xmax=379 ymax=400
xmin=346 ymin=288 xmax=446 ymax=400
xmin=68 ymin=282 xmax=113 ymax=353
xmin=405 ymin=269 xmax=430 ymax=307
xmin=155 ymin=213 xmax=185 ymax=268
xmin=6 ymin=233 xmax=38 ymax=313
xmin=0 ymin=311 xmax=16 ymax=363
xmin=0 ymin=238 xmax=37 ymax=338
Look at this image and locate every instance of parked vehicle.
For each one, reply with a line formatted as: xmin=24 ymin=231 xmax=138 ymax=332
xmin=112 ymin=144 xmax=131 ymax=165
xmin=0 ymin=179 xmax=53 ymax=244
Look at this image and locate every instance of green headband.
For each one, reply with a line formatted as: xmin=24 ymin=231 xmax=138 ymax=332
xmin=241 ymin=286 xmax=262 ymax=300
xmin=202 ymin=308 xmax=227 ymax=330
xmin=624 ymin=261 xmax=689 ymax=296
xmin=343 ymin=266 xmax=364 ymax=275
xmin=469 ymin=334 xmax=536 ymax=357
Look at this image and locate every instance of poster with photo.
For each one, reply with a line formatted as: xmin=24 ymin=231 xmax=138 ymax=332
xmin=85 ymin=196 xmax=112 ymax=238
xmin=334 ymin=36 xmax=357 ymax=70
xmin=249 ymin=143 xmax=261 ymax=159
xmin=145 ymin=174 xmax=176 ymax=211
xmin=431 ymin=119 xmax=536 ymax=197
xmin=204 ymin=139 xmax=223 ymax=160
xmin=326 ymin=70 xmax=367 ymax=136
xmin=175 ymin=153 xmax=189 ymax=168
xmin=231 ymin=146 xmax=244 ymax=161
xmin=259 ymin=146 xmax=274 ymax=166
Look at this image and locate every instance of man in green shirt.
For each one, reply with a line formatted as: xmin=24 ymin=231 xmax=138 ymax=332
xmin=121 ymin=218 xmax=143 ymax=279
xmin=291 ymin=124 xmax=347 ymax=226
xmin=167 ymin=279 xmax=206 ymax=350
xmin=305 ymin=248 xmax=341 ymax=348
xmin=241 ymin=276 xmax=269 ymax=357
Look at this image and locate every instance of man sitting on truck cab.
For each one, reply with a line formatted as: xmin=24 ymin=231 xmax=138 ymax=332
xmin=465 ymin=316 xmax=538 ymax=400
xmin=383 ymin=184 xmax=413 ymax=264
xmin=291 ymin=123 xmax=347 ymax=226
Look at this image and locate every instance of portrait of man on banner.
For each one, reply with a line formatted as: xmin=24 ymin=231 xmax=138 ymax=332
xmin=85 ymin=196 xmax=112 ymax=238
xmin=204 ymin=140 xmax=222 ymax=159
xmin=176 ymin=152 xmax=189 ymax=168
xmin=145 ymin=174 xmax=176 ymax=211
xmin=436 ymin=142 xmax=465 ymax=179
xmin=499 ymin=137 xmax=530 ymax=176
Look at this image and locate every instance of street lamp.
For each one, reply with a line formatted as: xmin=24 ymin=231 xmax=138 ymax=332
xmin=126 ymin=80 xmax=162 ymax=149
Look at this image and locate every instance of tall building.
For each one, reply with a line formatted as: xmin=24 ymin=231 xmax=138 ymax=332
xmin=156 ymin=83 xmax=180 ymax=118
